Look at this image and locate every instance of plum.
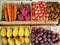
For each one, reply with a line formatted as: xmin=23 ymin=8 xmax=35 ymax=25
xmin=31 ymin=27 xmax=60 ymax=45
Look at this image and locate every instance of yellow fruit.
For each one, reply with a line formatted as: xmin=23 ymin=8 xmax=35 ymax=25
xmin=7 ymin=27 xmax=13 ymax=37
xmin=15 ymin=38 xmax=22 ymax=45
xmin=25 ymin=27 xmax=30 ymax=37
xmin=19 ymin=27 xmax=24 ymax=36
xmin=13 ymin=27 xmax=19 ymax=37
xmin=1 ymin=27 xmax=7 ymax=37
xmin=25 ymin=37 xmax=30 ymax=44
xmin=19 ymin=37 xmax=24 ymax=44
xmin=2 ymin=37 xmax=8 ymax=45
xmin=8 ymin=38 xmax=15 ymax=45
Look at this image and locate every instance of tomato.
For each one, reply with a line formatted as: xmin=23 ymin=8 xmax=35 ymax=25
xmin=32 ymin=1 xmax=49 ymax=21
xmin=32 ymin=2 xmax=36 ymax=5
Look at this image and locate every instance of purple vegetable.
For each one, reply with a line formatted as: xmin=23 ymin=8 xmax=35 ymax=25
xmin=25 ymin=14 xmax=31 ymax=21
xmin=18 ymin=14 xmax=24 ymax=21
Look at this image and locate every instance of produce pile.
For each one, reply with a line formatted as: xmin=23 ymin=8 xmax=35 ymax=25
xmin=1 ymin=27 xmax=30 ymax=45
xmin=1 ymin=2 xmax=60 ymax=21
xmin=31 ymin=27 xmax=60 ymax=45
xmin=1 ymin=3 xmax=31 ymax=21
xmin=32 ymin=2 xmax=49 ymax=21
xmin=46 ymin=2 xmax=60 ymax=21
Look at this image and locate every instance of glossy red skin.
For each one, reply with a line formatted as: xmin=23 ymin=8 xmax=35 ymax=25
xmin=32 ymin=2 xmax=49 ymax=21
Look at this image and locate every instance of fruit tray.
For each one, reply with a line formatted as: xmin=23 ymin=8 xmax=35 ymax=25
xmin=0 ymin=1 xmax=60 ymax=26
xmin=31 ymin=26 xmax=60 ymax=45
xmin=0 ymin=26 xmax=31 ymax=45
xmin=0 ymin=26 xmax=60 ymax=45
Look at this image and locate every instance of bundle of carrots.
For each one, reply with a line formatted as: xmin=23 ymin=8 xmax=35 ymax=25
xmin=4 ymin=4 xmax=18 ymax=21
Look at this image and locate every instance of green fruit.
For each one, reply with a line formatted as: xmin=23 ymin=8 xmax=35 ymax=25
xmin=13 ymin=27 xmax=19 ymax=37
xmin=1 ymin=27 xmax=7 ymax=37
xmin=7 ymin=27 xmax=13 ymax=37
xmin=19 ymin=27 xmax=24 ymax=36
xmin=25 ymin=27 xmax=30 ymax=37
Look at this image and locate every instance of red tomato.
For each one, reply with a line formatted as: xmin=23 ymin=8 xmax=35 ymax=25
xmin=36 ymin=16 xmax=40 ymax=20
xmin=32 ymin=16 xmax=36 ymax=20
xmin=38 ymin=10 xmax=41 ymax=14
xmin=41 ymin=10 xmax=45 ymax=14
xmin=45 ymin=17 xmax=48 ymax=21
xmin=35 ymin=14 xmax=39 ymax=17
xmin=35 ymin=10 xmax=38 ymax=14
xmin=39 ymin=17 xmax=43 ymax=21
xmin=39 ymin=14 xmax=43 ymax=16
xmin=32 ymin=5 xmax=36 ymax=9
xmin=37 ymin=7 xmax=40 ymax=11
xmin=32 ymin=2 xmax=36 ymax=5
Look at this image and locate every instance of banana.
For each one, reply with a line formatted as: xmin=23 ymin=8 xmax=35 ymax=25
xmin=25 ymin=37 xmax=30 ymax=44
xmin=7 ymin=27 xmax=13 ymax=37
xmin=13 ymin=27 xmax=19 ymax=37
xmin=25 ymin=27 xmax=30 ymax=37
xmin=19 ymin=27 xmax=24 ymax=36
xmin=2 ymin=37 xmax=8 ymax=45
xmin=19 ymin=37 xmax=24 ymax=44
xmin=1 ymin=27 xmax=7 ymax=37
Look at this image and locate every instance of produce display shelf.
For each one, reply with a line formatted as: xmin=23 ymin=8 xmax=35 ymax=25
xmin=0 ymin=21 xmax=58 ymax=26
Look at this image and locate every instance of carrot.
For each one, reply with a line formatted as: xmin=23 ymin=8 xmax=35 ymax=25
xmin=7 ymin=4 xmax=12 ymax=21
xmin=14 ymin=5 xmax=18 ymax=21
xmin=11 ymin=5 xmax=14 ymax=21
xmin=4 ymin=7 xmax=8 ymax=21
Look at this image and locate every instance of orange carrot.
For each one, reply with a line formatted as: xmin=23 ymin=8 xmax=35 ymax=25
xmin=7 ymin=4 xmax=12 ymax=21
xmin=4 ymin=7 xmax=8 ymax=21
xmin=14 ymin=5 xmax=18 ymax=21
xmin=11 ymin=5 xmax=14 ymax=21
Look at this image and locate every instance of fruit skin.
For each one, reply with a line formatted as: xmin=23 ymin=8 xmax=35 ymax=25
xmin=18 ymin=14 xmax=24 ymax=21
xmin=7 ymin=27 xmax=13 ymax=37
xmin=25 ymin=14 xmax=31 ymax=21
xmin=19 ymin=27 xmax=24 ymax=36
xmin=25 ymin=27 xmax=30 ymax=37
xmin=1 ymin=27 xmax=7 ymax=37
xmin=2 ymin=37 xmax=8 ymax=45
xmin=8 ymin=38 xmax=15 ymax=45
xmin=13 ymin=27 xmax=19 ymax=37
xmin=15 ymin=38 xmax=22 ymax=45
xmin=19 ymin=37 xmax=24 ymax=44
xmin=25 ymin=37 xmax=30 ymax=44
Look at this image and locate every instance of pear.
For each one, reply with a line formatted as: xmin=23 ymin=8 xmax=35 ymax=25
xmin=1 ymin=27 xmax=7 ymax=37
xmin=15 ymin=38 xmax=22 ymax=45
xmin=19 ymin=27 xmax=24 ymax=36
xmin=7 ymin=27 xmax=13 ymax=37
xmin=19 ymin=37 xmax=24 ymax=44
xmin=2 ymin=37 xmax=8 ymax=45
xmin=25 ymin=37 xmax=30 ymax=44
xmin=13 ymin=27 xmax=19 ymax=37
xmin=25 ymin=27 xmax=30 ymax=37
xmin=8 ymin=38 xmax=15 ymax=45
